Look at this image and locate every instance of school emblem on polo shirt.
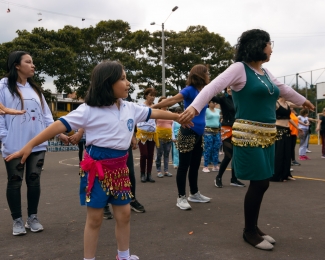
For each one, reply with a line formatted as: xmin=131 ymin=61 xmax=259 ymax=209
xmin=127 ymin=119 xmax=134 ymax=132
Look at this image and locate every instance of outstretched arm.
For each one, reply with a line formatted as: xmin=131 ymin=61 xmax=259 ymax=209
xmin=5 ymin=120 xmax=67 ymax=163
xmin=0 ymin=103 xmax=26 ymax=115
xmin=151 ymin=94 xmax=183 ymax=109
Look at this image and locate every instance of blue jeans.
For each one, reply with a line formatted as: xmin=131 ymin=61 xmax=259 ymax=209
xmin=155 ymin=140 xmax=172 ymax=172
xmin=299 ymin=129 xmax=309 ymax=156
xmin=203 ymin=133 xmax=221 ymax=167
xmin=172 ymin=141 xmax=179 ymax=167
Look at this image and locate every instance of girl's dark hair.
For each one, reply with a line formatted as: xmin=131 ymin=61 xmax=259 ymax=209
xmin=143 ymin=88 xmax=156 ymax=99
xmin=6 ymin=51 xmax=44 ymax=109
xmin=85 ymin=61 xmax=124 ymax=106
xmin=234 ymin=29 xmax=270 ymax=62
xmin=300 ymin=108 xmax=309 ymax=116
xmin=186 ymin=64 xmax=209 ymax=89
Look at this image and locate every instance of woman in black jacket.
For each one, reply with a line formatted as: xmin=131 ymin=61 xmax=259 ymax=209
xmin=212 ymin=87 xmax=245 ymax=188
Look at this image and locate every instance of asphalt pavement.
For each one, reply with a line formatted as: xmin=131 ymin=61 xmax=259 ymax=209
xmin=0 ymin=145 xmax=324 ymax=260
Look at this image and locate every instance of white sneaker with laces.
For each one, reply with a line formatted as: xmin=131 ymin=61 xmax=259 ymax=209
xmin=176 ymin=195 xmax=192 ymax=210
xmin=188 ymin=191 xmax=211 ymax=203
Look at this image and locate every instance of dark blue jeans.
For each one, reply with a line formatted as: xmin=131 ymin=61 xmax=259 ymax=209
xmin=156 ymin=140 xmax=172 ymax=172
xmin=5 ymin=151 xmax=45 ymax=220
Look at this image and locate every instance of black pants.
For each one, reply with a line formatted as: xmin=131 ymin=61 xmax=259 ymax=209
xmin=271 ymin=127 xmax=291 ymax=181
xmin=290 ymin=135 xmax=297 ymax=161
xmin=5 ymin=151 xmax=45 ymax=220
xmin=78 ymin=140 xmax=86 ymax=162
xmin=127 ymin=146 xmax=136 ymax=199
xmin=217 ymin=137 xmax=237 ymax=182
xmin=176 ymin=128 xmax=203 ymax=196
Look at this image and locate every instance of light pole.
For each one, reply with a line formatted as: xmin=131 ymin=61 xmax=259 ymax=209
xmin=299 ymin=75 xmax=308 ymax=98
xmin=150 ymin=6 xmax=178 ymax=97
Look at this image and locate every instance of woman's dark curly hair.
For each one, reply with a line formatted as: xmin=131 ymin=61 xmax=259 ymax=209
xmin=186 ymin=64 xmax=210 ymax=89
xmin=85 ymin=61 xmax=124 ymax=106
xmin=234 ymin=29 xmax=270 ymax=62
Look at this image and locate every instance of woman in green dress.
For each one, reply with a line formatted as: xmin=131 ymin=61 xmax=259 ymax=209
xmin=179 ymin=29 xmax=314 ymax=250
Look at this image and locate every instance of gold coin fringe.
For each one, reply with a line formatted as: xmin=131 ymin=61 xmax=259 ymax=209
xmin=176 ymin=130 xmax=196 ymax=153
xmin=85 ymin=168 xmax=132 ymax=203
xmin=275 ymin=127 xmax=291 ymax=140
xmin=156 ymin=127 xmax=173 ymax=142
xmin=136 ymin=129 xmax=160 ymax=147
xmin=232 ymin=119 xmax=277 ymax=148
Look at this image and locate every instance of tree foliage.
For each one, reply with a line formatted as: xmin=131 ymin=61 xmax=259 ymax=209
xmin=0 ymin=21 xmax=235 ymax=104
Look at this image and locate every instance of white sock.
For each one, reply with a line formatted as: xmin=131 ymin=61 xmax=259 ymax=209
xmin=117 ymin=249 xmax=130 ymax=259
xmin=84 ymin=258 xmax=95 ymax=260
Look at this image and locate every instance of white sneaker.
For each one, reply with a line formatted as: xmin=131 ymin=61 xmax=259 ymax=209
xmin=212 ymin=166 xmax=219 ymax=172
xmin=188 ymin=191 xmax=211 ymax=203
xmin=290 ymin=168 xmax=293 ymax=172
xmin=176 ymin=195 xmax=192 ymax=210
xmin=306 ymin=149 xmax=312 ymax=153
xmin=202 ymin=167 xmax=210 ymax=173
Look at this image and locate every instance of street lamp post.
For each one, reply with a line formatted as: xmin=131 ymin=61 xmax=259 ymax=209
xmin=151 ymin=6 xmax=178 ymax=97
xmin=299 ymin=75 xmax=308 ymax=98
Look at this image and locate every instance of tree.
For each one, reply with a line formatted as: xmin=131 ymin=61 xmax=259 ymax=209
xmin=136 ymin=25 xmax=234 ymax=99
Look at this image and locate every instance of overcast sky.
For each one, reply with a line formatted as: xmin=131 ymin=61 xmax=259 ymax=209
xmin=1 ymin=0 xmax=325 ymax=95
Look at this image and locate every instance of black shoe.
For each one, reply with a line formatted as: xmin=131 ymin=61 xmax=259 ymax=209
xmin=230 ymin=179 xmax=246 ymax=187
xmin=130 ymin=199 xmax=146 ymax=213
xmin=291 ymin=160 xmax=301 ymax=166
xmin=214 ymin=177 xmax=223 ymax=188
xmin=141 ymin=173 xmax=146 ymax=183
xmin=103 ymin=205 xmax=113 ymax=219
xmin=146 ymin=173 xmax=155 ymax=183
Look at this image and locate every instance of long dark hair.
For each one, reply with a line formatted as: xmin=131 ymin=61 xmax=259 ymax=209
xmin=6 ymin=51 xmax=44 ymax=109
xmin=85 ymin=61 xmax=124 ymax=106
xmin=234 ymin=29 xmax=270 ymax=62
xmin=186 ymin=64 xmax=209 ymax=89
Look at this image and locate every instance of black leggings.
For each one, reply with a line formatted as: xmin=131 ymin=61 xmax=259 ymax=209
xmin=176 ymin=130 xmax=203 ymax=196
xmin=127 ymin=146 xmax=136 ymax=199
xmin=290 ymin=135 xmax=297 ymax=161
xmin=5 ymin=151 xmax=45 ymax=220
xmin=244 ymin=179 xmax=269 ymax=231
xmin=217 ymin=137 xmax=237 ymax=181
xmin=78 ymin=140 xmax=86 ymax=162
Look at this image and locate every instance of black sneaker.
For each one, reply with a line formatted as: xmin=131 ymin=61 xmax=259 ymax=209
xmin=214 ymin=177 xmax=223 ymax=188
xmin=103 ymin=205 xmax=113 ymax=219
xmin=230 ymin=180 xmax=246 ymax=187
xmin=130 ymin=199 xmax=146 ymax=213
xmin=291 ymin=161 xmax=301 ymax=166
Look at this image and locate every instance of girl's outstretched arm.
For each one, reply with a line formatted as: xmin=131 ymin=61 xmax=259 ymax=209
xmin=5 ymin=120 xmax=67 ymax=163
xmin=150 ymin=109 xmax=194 ymax=127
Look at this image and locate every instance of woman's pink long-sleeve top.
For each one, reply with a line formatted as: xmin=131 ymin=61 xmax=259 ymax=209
xmin=191 ymin=62 xmax=306 ymax=114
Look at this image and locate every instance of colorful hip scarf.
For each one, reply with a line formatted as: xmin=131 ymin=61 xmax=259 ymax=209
xmin=80 ymin=152 xmax=132 ymax=203
xmin=156 ymin=126 xmax=173 ymax=142
xmin=221 ymin=126 xmax=232 ymax=141
xmin=204 ymin=127 xmax=220 ymax=135
xmin=232 ymin=119 xmax=277 ymax=148
xmin=136 ymin=128 xmax=160 ymax=147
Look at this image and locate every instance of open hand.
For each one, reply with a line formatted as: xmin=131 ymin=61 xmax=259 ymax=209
xmin=5 ymin=145 xmax=33 ymax=163
xmin=302 ymin=100 xmax=315 ymax=111
xmin=0 ymin=103 xmax=26 ymax=115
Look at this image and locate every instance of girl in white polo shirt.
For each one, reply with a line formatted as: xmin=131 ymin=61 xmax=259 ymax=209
xmin=5 ymin=61 xmax=182 ymax=260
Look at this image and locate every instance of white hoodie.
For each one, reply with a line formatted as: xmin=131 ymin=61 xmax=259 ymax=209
xmin=0 ymin=78 xmax=54 ymax=157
